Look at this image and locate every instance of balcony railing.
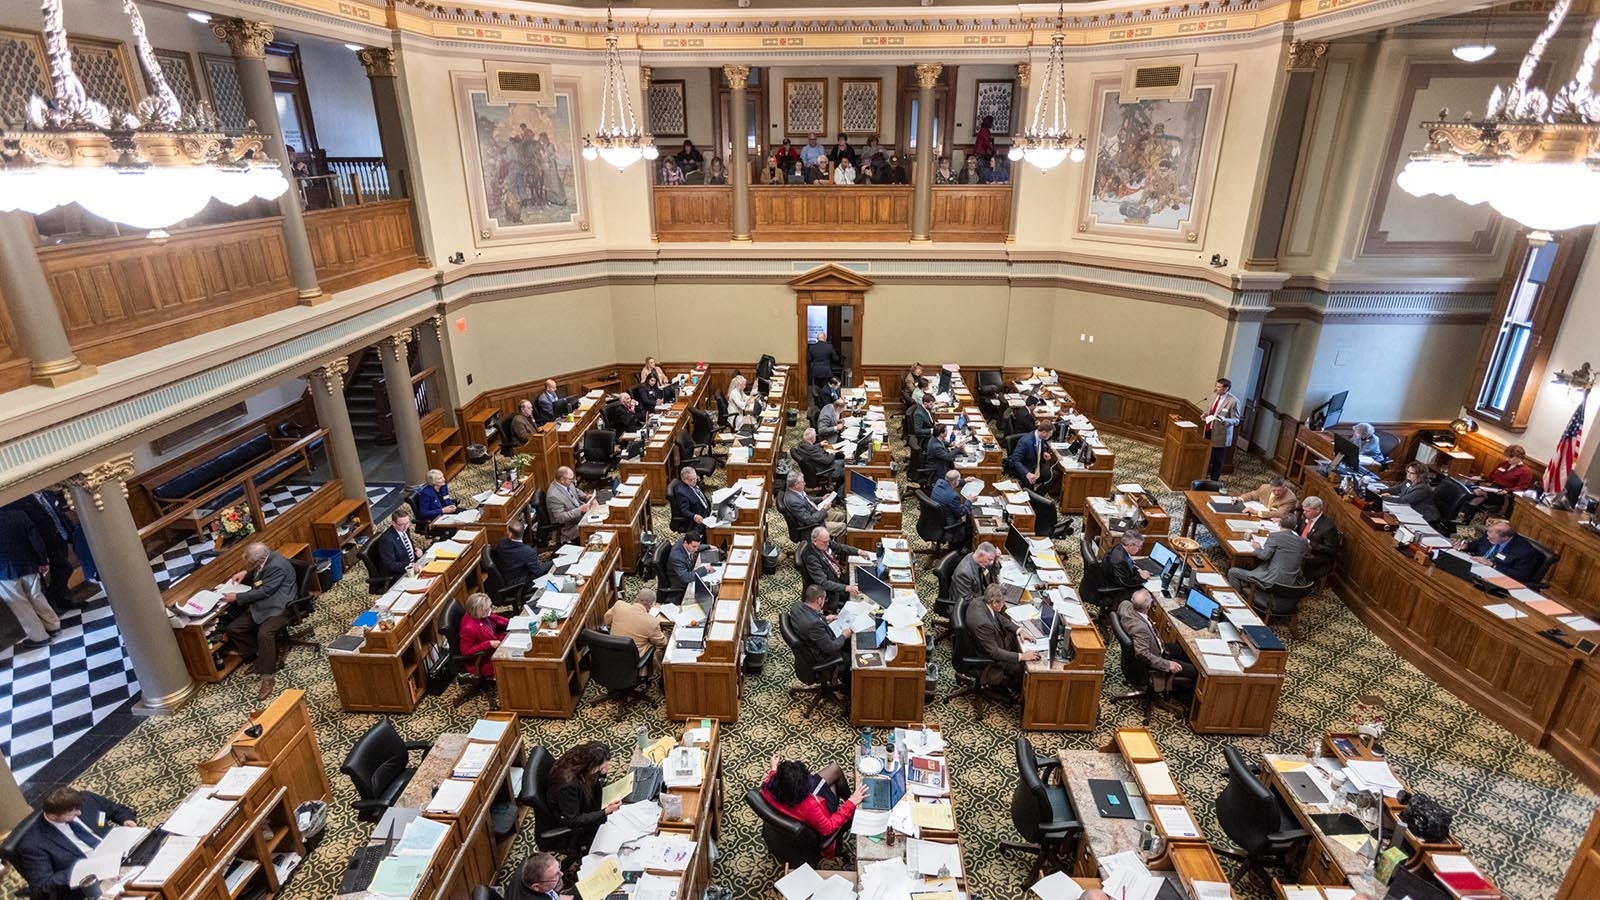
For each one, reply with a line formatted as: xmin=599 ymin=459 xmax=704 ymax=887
xmin=652 ymin=183 xmax=1010 ymax=243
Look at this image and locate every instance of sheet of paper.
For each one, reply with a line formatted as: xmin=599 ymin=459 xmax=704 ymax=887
xmin=1212 ymin=590 xmax=1244 ymax=608
xmin=851 ymin=808 xmax=891 ymax=836
xmin=911 ymin=800 xmax=955 ymax=831
xmin=814 ymin=875 xmax=857 ymax=900
xmin=714 ymin=599 xmax=741 ymax=621
xmin=1132 ymin=761 xmax=1178 ymax=797
xmin=887 ymin=624 xmax=923 ymax=645
xmin=210 ymin=765 xmax=268 ymax=799
xmin=601 ymin=771 xmax=634 ymax=807
xmin=1204 ymin=653 xmax=1243 ymax=674
xmin=1196 ymin=572 xmax=1228 ymax=587
xmin=453 ymin=741 xmax=495 ymax=777
xmin=1560 ymin=615 xmax=1600 ymax=632
xmin=1151 ymin=803 xmax=1200 ymax=838
xmin=1226 ymin=539 xmax=1256 ymax=554
xmin=163 ymin=796 xmax=234 ymax=837
xmin=906 ymin=838 xmax=963 ymax=877
xmin=394 ymin=814 xmax=448 ymax=855
xmin=1029 ymin=870 xmax=1085 ymax=900
xmin=709 ymin=621 xmax=736 ymax=642
xmin=369 ymin=855 xmax=430 ymax=896
xmin=576 ymin=856 xmax=624 ymax=900
xmin=775 ymin=863 xmax=826 ymax=900
xmin=129 ymin=835 xmax=200 ymax=885
xmin=1484 ymin=603 xmax=1527 ymax=620
xmin=1195 ymin=638 xmax=1231 ymax=655
xmin=1345 ymin=759 xmax=1405 ymax=796
xmin=426 ymin=778 xmax=473 ymax=813
xmin=467 ymin=718 xmax=509 ymax=743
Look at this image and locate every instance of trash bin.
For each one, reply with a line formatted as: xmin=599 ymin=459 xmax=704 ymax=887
xmin=743 ymin=619 xmax=770 ymax=675
xmin=312 ymin=549 xmax=343 ymax=591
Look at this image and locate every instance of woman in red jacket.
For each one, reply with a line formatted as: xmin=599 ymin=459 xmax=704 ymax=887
xmin=760 ymin=755 xmax=865 ymax=857
xmin=458 ymin=592 xmax=507 ymax=677
xmin=1469 ymin=444 xmax=1535 ymax=517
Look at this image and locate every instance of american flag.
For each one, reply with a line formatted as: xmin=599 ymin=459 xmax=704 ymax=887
xmin=1543 ymin=397 xmax=1587 ymax=493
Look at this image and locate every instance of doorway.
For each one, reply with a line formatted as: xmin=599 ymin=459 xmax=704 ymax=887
xmin=789 ymin=264 xmax=872 ymax=391
xmin=804 ymin=305 xmax=855 ymax=386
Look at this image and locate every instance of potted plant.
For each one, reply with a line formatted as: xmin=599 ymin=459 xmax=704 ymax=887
xmin=507 ymin=453 xmax=534 ymax=484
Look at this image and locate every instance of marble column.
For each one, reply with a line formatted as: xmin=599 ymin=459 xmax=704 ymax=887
xmin=211 ymin=17 xmax=324 ymax=304
xmin=910 ymin=63 xmax=942 ymax=243
xmin=379 ymin=329 xmax=429 ymax=486
xmin=308 ymin=358 xmax=368 ymax=502
xmin=356 ymin=47 xmax=431 ymax=266
xmin=0 ymin=755 xmax=27 ymax=833
xmin=0 ymin=211 xmax=94 ymax=386
xmin=64 ymin=456 xmax=196 ymax=715
xmin=1007 ymin=63 xmax=1029 ymax=243
xmin=641 ymin=65 xmax=659 ymax=243
xmin=725 ymin=64 xmax=752 ymax=242
xmin=415 ymin=314 xmax=459 ymax=427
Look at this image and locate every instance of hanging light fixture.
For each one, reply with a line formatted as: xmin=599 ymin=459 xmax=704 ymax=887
xmin=1453 ymin=3 xmax=1497 ymax=62
xmin=1007 ymin=2 xmax=1085 ymax=172
xmin=581 ymin=0 xmax=657 ymax=171
xmin=1398 ymin=0 xmax=1600 ymax=234
xmin=0 ymin=0 xmax=286 ymax=232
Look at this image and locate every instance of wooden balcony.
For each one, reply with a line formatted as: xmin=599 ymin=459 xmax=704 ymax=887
xmin=652 ymin=183 xmax=1011 ymax=243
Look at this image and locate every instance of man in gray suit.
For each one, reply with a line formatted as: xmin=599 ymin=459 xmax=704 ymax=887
xmin=223 ymin=542 xmax=297 ymax=700
xmin=1226 ymin=510 xmax=1310 ymax=594
xmin=964 ymin=584 xmax=1038 ymax=690
xmin=1201 ymin=377 xmax=1241 ymax=481
xmin=545 ymin=465 xmax=594 ymax=544
xmin=951 ymin=542 xmax=1000 ymax=603
xmin=817 ymin=397 xmax=847 ymax=443
xmin=778 ymin=471 xmax=843 ymax=538
xmin=1117 ymin=589 xmax=1195 ymax=694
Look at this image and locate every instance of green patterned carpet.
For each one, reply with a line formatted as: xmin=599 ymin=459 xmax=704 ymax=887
xmin=9 ymin=414 xmax=1594 ymax=900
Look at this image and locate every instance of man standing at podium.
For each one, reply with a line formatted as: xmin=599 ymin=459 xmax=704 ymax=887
xmin=1201 ymin=378 xmax=1240 ymax=481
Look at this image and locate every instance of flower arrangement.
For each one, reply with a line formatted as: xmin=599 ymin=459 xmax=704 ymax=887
xmin=213 ymin=503 xmax=255 ymax=546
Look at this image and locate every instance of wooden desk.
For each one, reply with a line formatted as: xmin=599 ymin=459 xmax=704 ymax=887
xmin=555 ymin=393 xmax=605 ymax=471
xmin=841 ymin=464 xmax=903 ymax=554
xmin=654 ymin=721 xmax=725 ymax=900
xmin=121 ymin=783 xmax=304 ymax=900
xmin=467 ymin=472 xmax=537 ymax=544
xmin=1083 ymin=488 xmax=1172 ymax=554
xmin=1160 ymin=413 xmax=1209 ymax=491
xmin=581 ymin=483 xmax=651 ymax=573
xmin=665 ymin=534 xmax=761 ymax=722
xmin=704 ymin=480 xmax=771 ymax=551
xmin=853 ymin=726 xmax=966 ymax=890
xmin=619 ymin=377 xmax=707 ymax=500
xmin=1179 ymin=491 xmax=1273 ymax=569
xmin=197 ymin=690 xmax=332 ymax=812
xmin=326 ymin=530 xmax=486 ymax=712
xmin=494 ymin=534 xmax=621 ymax=717
xmin=1510 ymin=496 xmax=1600 ymax=614
xmin=1021 ymin=625 xmax=1104 ymax=731
xmin=1559 ymin=808 xmax=1600 ymax=899
xmin=848 ymin=543 xmax=928 ymax=727
xmin=167 ymin=541 xmax=317 ymax=683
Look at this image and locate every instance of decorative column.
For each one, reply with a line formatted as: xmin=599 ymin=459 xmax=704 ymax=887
xmin=1007 ymin=63 xmax=1029 ymax=243
xmin=211 ymin=17 xmax=324 ymax=304
xmin=64 ymin=456 xmax=195 ymax=715
xmin=725 ymin=64 xmax=752 ymax=243
xmin=0 ymin=212 xmax=94 ymax=386
xmin=641 ymin=65 xmax=659 ymax=243
xmin=308 ymin=358 xmax=368 ymax=502
xmin=1244 ymin=39 xmax=1329 ymax=270
xmin=910 ymin=63 xmax=942 ymax=243
xmin=379 ymin=329 xmax=429 ymax=486
xmin=415 ymin=313 xmax=459 ymax=427
xmin=356 ymin=47 xmax=431 ymax=267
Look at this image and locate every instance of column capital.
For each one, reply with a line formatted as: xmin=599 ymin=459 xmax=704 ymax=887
xmin=426 ymin=313 xmax=446 ymax=330
xmin=723 ymin=64 xmax=750 ymax=90
xmin=1016 ymin=63 xmax=1030 ymax=89
xmin=382 ymin=329 xmax=414 ymax=352
xmin=210 ymin=17 xmax=274 ymax=60
xmin=1285 ymin=39 xmax=1329 ymax=72
xmin=640 ymin=65 xmax=654 ymax=90
xmin=915 ymin=64 xmax=943 ymax=90
xmin=310 ymin=357 xmax=349 ymax=393
xmin=67 ymin=454 xmax=135 ymax=511
xmin=357 ymin=47 xmax=396 ymax=78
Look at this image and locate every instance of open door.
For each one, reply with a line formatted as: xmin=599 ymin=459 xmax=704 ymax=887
xmin=790 ymin=264 xmax=872 ymax=389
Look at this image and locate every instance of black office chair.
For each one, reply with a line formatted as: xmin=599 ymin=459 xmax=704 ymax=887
xmin=666 ymin=483 xmax=695 ymax=534
xmin=792 ymin=448 xmax=836 ymax=495
xmin=601 ymin=400 xmax=625 ymax=435
xmin=442 ymin=600 xmax=498 ymax=709
xmin=528 ymin=489 xmax=556 ymax=550
xmin=777 ymin=609 xmax=848 ymax=718
xmin=470 ymin=886 xmax=505 ymax=900
xmin=1241 ymin=579 xmax=1317 ymax=639
xmin=1214 ymin=745 xmax=1310 ymax=888
xmin=1430 ymin=477 xmax=1475 ymax=535
xmin=998 ymin=736 xmax=1082 ymax=887
xmin=915 ymin=489 xmax=961 ymax=560
xmin=340 ymin=719 xmax=430 ymax=821
xmin=1026 ymin=488 xmax=1074 ymax=541
xmin=523 ymin=745 xmax=579 ymax=860
xmin=1191 ymin=479 xmax=1226 ymax=492
xmin=944 ymin=597 xmax=1011 ymax=710
xmin=271 ymin=559 xmax=321 ymax=658
xmin=1076 ymin=535 xmax=1129 ymax=633
xmin=779 ymin=501 xmax=810 ymax=545
xmin=575 ymin=430 xmax=619 ymax=487
xmin=745 ymin=788 xmax=826 ymax=869
xmin=361 ymin=538 xmax=397 ymax=596
xmin=975 ymin=369 xmax=1005 ymax=419
xmin=931 ymin=550 xmax=962 ymax=644
xmin=481 ymin=547 xmax=533 ymax=612
xmin=0 ymin=810 xmax=42 ymax=896
xmin=581 ymin=628 xmax=655 ymax=707
xmin=1523 ymin=536 xmax=1561 ymax=589
xmin=674 ymin=430 xmax=717 ymax=480
xmin=714 ymin=391 xmax=733 ymax=431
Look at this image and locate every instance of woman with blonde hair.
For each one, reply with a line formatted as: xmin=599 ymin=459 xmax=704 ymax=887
xmin=725 ymin=374 xmax=756 ymax=431
xmin=457 ymin=592 xmax=507 ymax=677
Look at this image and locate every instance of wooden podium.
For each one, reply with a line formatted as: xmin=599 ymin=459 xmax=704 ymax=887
xmin=197 ymin=690 xmax=332 ymax=811
xmin=1159 ymin=413 xmax=1208 ymax=490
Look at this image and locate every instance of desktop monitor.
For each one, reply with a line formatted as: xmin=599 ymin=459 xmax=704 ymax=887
xmin=856 ymin=566 xmax=893 ymax=605
xmin=756 ymin=376 xmax=772 ymax=398
xmin=1333 ymin=434 xmax=1362 ymax=468
xmin=1005 ymin=523 xmax=1033 ymax=570
xmin=850 ymin=470 xmax=877 ymax=502
xmin=1322 ymin=390 xmax=1349 ymax=429
xmin=1149 ymin=542 xmax=1177 ymax=569
xmin=955 ymin=412 xmax=968 ymax=432
xmin=1566 ymin=471 xmax=1586 ymax=506
xmin=1185 ymin=588 xmax=1220 ymax=620
xmin=937 ymin=368 xmax=952 ymax=396
xmin=691 ymin=575 xmax=717 ymax=607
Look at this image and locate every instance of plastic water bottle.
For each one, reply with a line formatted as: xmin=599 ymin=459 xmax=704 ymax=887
xmin=860 ymin=727 xmax=873 ymax=757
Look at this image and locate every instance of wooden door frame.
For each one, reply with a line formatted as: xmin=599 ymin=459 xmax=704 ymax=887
xmin=789 ymin=264 xmax=872 ymax=387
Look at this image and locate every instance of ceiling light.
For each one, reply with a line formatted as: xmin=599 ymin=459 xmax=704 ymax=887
xmin=1006 ymin=2 xmax=1086 ymax=173
xmin=344 ymin=43 xmax=364 ymax=51
xmin=580 ymin=0 xmax=656 ymax=171
xmin=187 ymin=10 xmax=210 ymax=23
xmin=1451 ymin=44 xmax=1496 ymax=63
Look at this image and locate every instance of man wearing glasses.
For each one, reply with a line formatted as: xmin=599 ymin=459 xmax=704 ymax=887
xmin=506 ymin=852 xmax=570 ymax=899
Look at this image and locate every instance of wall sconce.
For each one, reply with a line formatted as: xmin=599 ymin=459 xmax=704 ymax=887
xmin=1552 ymin=362 xmax=1596 ymax=393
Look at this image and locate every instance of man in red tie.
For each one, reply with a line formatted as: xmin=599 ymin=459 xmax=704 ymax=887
xmin=1299 ymin=496 xmax=1340 ymax=581
xmin=1202 ymin=378 xmax=1240 ymax=481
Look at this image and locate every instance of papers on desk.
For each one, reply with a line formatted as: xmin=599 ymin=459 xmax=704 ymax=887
xmin=713 ymin=599 xmax=741 ymax=621
xmin=776 ymin=863 xmax=828 ymax=900
xmin=1224 ymin=519 xmax=1262 ymax=533
xmin=1203 ymin=653 xmax=1243 ymax=673
xmin=1484 ymin=603 xmax=1527 ymax=620
xmin=1029 ymin=870 xmax=1085 ymax=900
xmin=906 ymin=837 xmax=963 ymax=877
xmin=592 ymin=799 xmax=662 ymax=856
xmin=709 ymin=621 xmax=737 ymax=642
xmin=1561 ymin=614 xmax=1600 ymax=632
xmin=1195 ymin=638 xmax=1231 ymax=655
xmin=575 ymin=857 xmax=624 ymax=900
xmin=1005 ymin=603 xmax=1040 ymax=623
xmin=1099 ymin=851 xmax=1163 ymax=900
xmin=1223 ymin=606 xmax=1264 ymax=628
xmin=535 ymin=591 xmax=578 ymax=616
xmin=732 ymin=532 xmax=756 ymax=548
xmin=1212 ymin=590 xmax=1244 ymax=608
xmin=210 ymin=764 xmax=268 ymax=799
xmin=69 ymin=826 xmax=150 ymax=884
xmin=176 ymin=590 xmax=226 ymax=618
xmin=662 ymin=747 xmax=706 ymax=788
xmin=430 ymin=539 xmax=469 ymax=559
xmin=397 ymin=576 xmax=434 ymax=593
xmin=851 ymin=807 xmax=892 ymax=836
xmin=467 ymin=718 xmax=509 ymax=743
xmin=887 ymin=624 xmax=922 ymax=645
xmin=884 ymin=603 xmax=923 ymax=628
xmin=1196 ymin=572 xmax=1229 ymax=587
xmin=501 ymin=632 xmax=532 ymax=651
xmin=1226 ymin=539 xmax=1256 ymax=554
xmin=129 ymin=835 xmax=200 ymax=885
xmin=1132 ymin=761 xmax=1178 ymax=797
xmin=1151 ymin=803 xmax=1201 ymax=838
xmin=426 ymin=778 xmax=473 ymax=814
xmin=1242 ymin=500 xmax=1269 ymax=514
xmin=163 ymin=795 xmax=234 ymax=837
xmin=453 ymin=741 xmax=495 ymax=778
xmin=370 ymin=854 xmax=431 ymax=896
xmin=1344 ymin=759 xmax=1405 ymax=797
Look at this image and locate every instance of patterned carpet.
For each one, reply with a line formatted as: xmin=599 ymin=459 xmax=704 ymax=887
xmin=5 ymin=409 xmax=1593 ymax=900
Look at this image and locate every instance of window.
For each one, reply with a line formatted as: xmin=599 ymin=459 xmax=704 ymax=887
xmin=1468 ymin=229 xmax=1592 ymax=430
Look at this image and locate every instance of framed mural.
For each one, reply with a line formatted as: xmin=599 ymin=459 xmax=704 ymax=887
xmin=647 ymin=79 xmax=686 ymax=138
xmin=452 ymin=72 xmax=590 ymax=245
xmin=1078 ymin=69 xmax=1231 ymax=247
xmin=784 ymin=77 xmax=827 ymax=136
xmin=974 ymin=79 xmax=1015 ymax=136
xmin=837 ymin=78 xmax=881 ymax=136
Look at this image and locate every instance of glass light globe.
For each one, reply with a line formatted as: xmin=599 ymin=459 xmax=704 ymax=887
xmin=1007 ymin=145 xmax=1024 ymax=162
xmin=1452 ymin=44 xmax=1496 ymax=62
xmin=1024 ymin=146 xmax=1070 ymax=171
xmin=644 ymin=145 xmax=660 ymax=161
xmin=582 ymin=144 xmax=599 ymax=161
xmin=599 ymin=145 xmax=643 ymax=169
xmin=1069 ymin=145 xmax=1087 ymax=163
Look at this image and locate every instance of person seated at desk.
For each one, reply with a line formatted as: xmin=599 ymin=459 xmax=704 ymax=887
xmin=1381 ymin=462 xmax=1442 ymax=526
xmin=1226 ymin=510 xmax=1310 ymax=594
xmin=372 ymin=511 xmax=427 ymax=583
xmin=1467 ymin=444 xmax=1535 ymax=517
xmin=817 ymin=396 xmax=847 ymax=443
xmin=800 ymin=526 xmax=870 ymax=612
xmin=1350 ymin=422 xmax=1384 ymax=462
xmin=1239 ymin=474 xmax=1297 ymax=519
xmin=925 ymin=423 xmax=960 ymax=477
xmin=760 ymin=751 xmax=865 ymax=858
xmin=630 ymin=373 xmax=664 ymax=416
xmin=605 ymin=587 xmax=668 ymax=669
xmin=535 ymin=379 xmax=562 ymax=424
xmin=792 ymin=428 xmax=845 ymax=482
xmin=725 ymin=375 xmax=757 ymax=431
xmin=786 ymin=584 xmax=853 ymax=695
xmin=670 ymin=467 xmax=712 ymax=530
xmin=458 ymin=591 xmax=507 ymax=677
xmin=414 ymin=468 xmax=458 ymax=528
xmin=222 ymin=542 xmax=296 ymax=700
xmin=492 ymin=519 xmax=551 ymax=587
xmin=665 ymin=529 xmax=717 ymax=591
xmin=1103 ymin=531 xmax=1149 ymax=593
xmin=507 ymin=399 xmax=539 ymax=449
xmin=951 ymin=542 xmax=1000 ymax=603
xmin=965 ymin=584 xmax=1039 ymax=693
xmin=780 ymin=471 xmax=844 ymax=538
xmin=930 ymin=470 xmax=973 ymax=544
xmin=547 ymin=742 xmax=622 ymax=856
xmin=1118 ymin=589 xmax=1196 ymax=693
xmin=1007 ymin=420 xmax=1058 ymax=491
xmin=639 ymin=357 xmax=668 ymax=388
xmin=1298 ymin=496 xmax=1340 ymax=581
xmin=504 ymin=852 xmax=569 ymax=900
xmin=611 ymin=393 xmax=646 ymax=438
xmin=1454 ymin=518 xmax=1543 ymax=585
xmin=15 ymin=786 xmax=138 ymax=899
xmin=906 ymin=393 xmax=936 ymax=443
xmin=545 ymin=467 xmax=595 ymax=545
xmin=901 ymin=362 xmax=924 ymax=409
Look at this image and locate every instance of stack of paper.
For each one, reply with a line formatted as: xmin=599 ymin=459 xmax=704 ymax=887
xmin=210 ymin=765 xmax=268 ymax=800
xmin=468 ymin=719 xmax=508 ymax=742
xmin=453 ymin=741 xmax=495 ymax=779
xmin=906 ymin=837 xmax=963 ymax=877
xmin=163 ymin=795 xmax=234 ymax=837
xmin=426 ymin=779 xmax=473 ymax=814
xmin=1132 ymin=761 xmax=1178 ymax=797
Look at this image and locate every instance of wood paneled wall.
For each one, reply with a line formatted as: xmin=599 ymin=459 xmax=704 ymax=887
xmin=653 ymin=187 xmax=734 ymax=242
xmin=1263 ymin=410 xmax=1544 ymax=481
xmin=752 ymin=186 xmax=913 ymax=242
xmin=306 ymin=201 xmax=421 ymax=293
xmin=930 ymin=186 xmax=1009 ymax=242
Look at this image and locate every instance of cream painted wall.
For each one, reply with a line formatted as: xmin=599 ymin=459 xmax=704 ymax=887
xmin=650 ymin=283 xmax=798 ymax=363
xmin=1049 ymin=290 xmax=1232 ymax=400
xmin=1002 ymin=287 xmax=1057 ymax=368
xmin=1300 ymin=320 xmax=1482 ymax=423
xmin=950 ymin=65 xmax=1020 ymax=149
xmin=859 ymin=285 xmax=1009 ymax=365
xmin=448 ymin=288 xmax=618 ymax=394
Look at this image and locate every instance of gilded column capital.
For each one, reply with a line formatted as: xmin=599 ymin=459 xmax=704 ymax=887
xmin=1016 ymin=63 xmax=1030 ymax=89
xmin=723 ymin=64 xmax=750 ymax=91
xmin=356 ymin=47 xmax=396 ymax=78
xmin=210 ymin=17 xmax=274 ymax=60
xmin=640 ymin=65 xmax=653 ymax=91
xmin=311 ymin=358 xmax=349 ymax=393
xmin=67 ymin=454 xmax=135 ymax=511
xmin=382 ymin=329 xmax=414 ymax=352
xmin=1285 ymin=39 xmax=1329 ymax=72
xmin=915 ymin=64 xmax=943 ymax=90
xmin=426 ymin=313 xmax=446 ymax=330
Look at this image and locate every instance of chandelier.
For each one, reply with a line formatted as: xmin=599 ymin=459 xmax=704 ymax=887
xmin=0 ymin=0 xmax=285 ymax=232
xmin=1007 ymin=2 xmax=1086 ymax=172
xmin=580 ymin=1 xmax=657 ymax=171
xmin=1397 ymin=0 xmax=1600 ymax=234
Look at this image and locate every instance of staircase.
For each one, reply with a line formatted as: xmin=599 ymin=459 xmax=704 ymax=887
xmin=345 ymin=350 xmax=389 ymax=445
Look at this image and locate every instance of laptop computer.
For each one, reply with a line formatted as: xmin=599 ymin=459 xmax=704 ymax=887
xmin=1432 ymin=550 xmax=1475 ymax=581
xmin=854 ymin=619 xmax=889 ymax=652
xmin=861 ymin=764 xmax=906 ymax=811
xmin=849 ymin=470 xmax=877 ymax=502
xmin=1281 ymin=770 xmax=1329 ymax=806
xmin=1169 ymin=588 xmax=1220 ymax=630
xmin=1136 ymin=542 xmax=1178 ymax=578
xmin=628 ymin=766 xmax=665 ymax=803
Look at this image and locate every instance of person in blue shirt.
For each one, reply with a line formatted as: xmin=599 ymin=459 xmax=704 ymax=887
xmin=414 ymin=469 xmax=458 ymax=528
xmin=929 ymin=470 xmax=973 ymax=547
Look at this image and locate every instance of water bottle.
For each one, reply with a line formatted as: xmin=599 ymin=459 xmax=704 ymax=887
xmin=636 ymin=724 xmax=649 ymax=751
xmin=861 ymin=727 xmax=873 ymax=757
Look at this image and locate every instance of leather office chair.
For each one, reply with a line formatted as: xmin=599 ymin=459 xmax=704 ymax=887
xmin=1026 ymin=488 xmax=1074 ymax=541
xmin=930 ymin=550 xmax=962 ymax=644
xmin=580 ymin=628 xmax=655 ymax=706
xmin=470 ymin=886 xmax=505 ymax=900
xmin=1076 ymin=535 xmax=1129 ymax=633
xmin=1430 ymin=477 xmax=1475 ymax=535
xmin=674 ymin=431 xmax=717 ymax=480
xmin=575 ymin=430 xmax=618 ymax=486
xmin=361 ymin=538 xmax=397 ymax=596
xmin=601 ymin=400 xmax=625 ymax=435
xmin=1523 ymin=536 xmax=1561 ymax=589
xmin=481 ymin=547 xmax=533 ymax=612
xmin=443 ymin=600 xmax=498 ymax=709
xmin=340 ymin=719 xmax=430 ymax=821
xmin=998 ymin=736 xmax=1082 ymax=887
xmin=792 ymin=447 xmax=836 ymax=495
xmin=745 ymin=789 xmax=826 ymax=869
xmin=529 ymin=489 xmax=556 ymax=550
xmin=0 ymin=810 xmax=42 ymax=897
xmin=915 ymin=489 xmax=962 ymax=560
xmin=1109 ymin=609 xmax=1162 ymax=725
xmin=269 ymin=559 xmax=321 ymax=659
xmin=1241 ymin=579 xmax=1317 ymax=638
xmin=1214 ymin=745 xmax=1310 ymax=888
xmin=1191 ymin=479 xmax=1226 ymax=492
xmin=714 ymin=391 xmax=733 ymax=431
xmin=523 ymin=745 xmax=579 ymax=859
xmin=779 ymin=501 xmax=811 ymax=545
xmin=944 ymin=597 xmax=1011 ymax=711
xmin=688 ymin=407 xmax=718 ymax=456
xmin=974 ymin=369 xmax=1005 ymax=418
xmin=778 ymin=610 xmax=847 ymax=718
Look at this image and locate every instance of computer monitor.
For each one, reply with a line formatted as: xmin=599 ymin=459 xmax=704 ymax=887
xmin=856 ymin=566 xmax=892 ymax=605
xmin=1185 ymin=588 xmax=1220 ymax=620
xmin=1333 ymin=434 xmax=1362 ymax=468
xmin=1321 ymin=390 xmax=1349 ymax=429
xmin=691 ymin=575 xmax=716 ymax=606
xmin=756 ymin=376 xmax=772 ymax=397
xmin=1005 ymin=523 xmax=1033 ymax=570
xmin=849 ymin=470 xmax=877 ymax=501
xmin=1149 ymin=542 xmax=1177 ymax=569
xmin=1566 ymin=471 xmax=1586 ymax=506
xmin=937 ymin=368 xmax=952 ymax=396
xmin=955 ymin=412 xmax=968 ymax=432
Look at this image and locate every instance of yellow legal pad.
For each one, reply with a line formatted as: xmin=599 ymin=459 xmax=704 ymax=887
xmin=911 ymin=800 xmax=955 ymax=832
xmin=421 ymin=559 xmax=453 ymax=575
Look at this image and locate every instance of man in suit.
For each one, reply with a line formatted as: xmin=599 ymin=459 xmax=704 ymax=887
xmin=545 ymin=466 xmax=594 ymax=545
xmin=1298 ymin=497 xmax=1340 ymax=581
xmin=534 ymin=379 xmax=561 ymax=424
xmin=611 ymin=393 xmax=646 ymax=437
xmin=965 ymin=584 xmax=1038 ymax=691
xmin=670 ymin=467 xmax=712 ymax=531
xmin=1201 ymin=377 xmax=1241 ymax=481
xmin=925 ymin=424 xmax=960 ymax=484
xmin=792 ymin=428 xmax=845 ymax=482
xmin=507 ymin=399 xmax=539 ymax=450
xmin=605 ymin=587 xmax=667 ymax=670
xmin=1118 ymin=589 xmax=1196 ymax=693
xmin=817 ymin=396 xmax=847 ymax=443
xmin=787 ymin=584 xmax=852 ymax=692
xmin=799 ymin=526 xmax=868 ymax=612
xmin=0 ymin=500 xmax=61 ymax=649
xmin=905 ymin=393 xmax=935 ymax=443
xmin=223 ymin=542 xmax=297 ymax=700
xmin=371 ymin=511 xmax=426 ymax=583
xmin=806 ymin=337 xmax=838 ymax=388
xmin=1007 ymin=420 xmax=1057 ymax=491
xmin=492 ymin=519 xmax=550 ymax=587
xmin=951 ymin=542 xmax=1000 ymax=603
xmin=779 ymin=471 xmax=843 ymax=538
xmin=1457 ymin=519 xmax=1543 ymax=585
xmin=19 ymin=490 xmax=73 ymax=611
xmin=1226 ymin=510 xmax=1311 ymax=594
xmin=664 ymin=530 xmax=715 ymax=592
xmin=15 ymin=786 xmax=138 ymax=899
xmin=504 ymin=852 xmax=567 ymax=900
xmin=929 ymin=470 xmax=972 ymax=547
xmin=414 ymin=468 xmax=458 ymax=529
xmin=1102 ymin=531 xmax=1149 ymax=594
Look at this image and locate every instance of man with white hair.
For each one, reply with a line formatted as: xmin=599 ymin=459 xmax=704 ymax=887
xmin=951 ymin=542 xmax=1000 ymax=603
xmin=223 ymin=541 xmax=297 ymax=700
xmin=779 ymin=471 xmax=844 ymax=538
xmin=799 ymin=525 xmax=870 ymax=612
xmin=546 ymin=465 xmax=594 ymax=544
xmin=791 ymin=426 xmax=845 ymax=481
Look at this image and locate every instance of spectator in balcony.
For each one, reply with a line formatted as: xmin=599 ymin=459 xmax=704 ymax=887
xmin=674 ymin=139 xmax=704 ymax=175
xmin=761 ymin=154 xmax=785 ymax=184
xmin=958 ymin=155 xmax=982 ymax=184
xmin=935 ymin=157 xmax=957 ymax=184
xmin=833 ymin=157 xmax=857 ymax=185
xmin=883 ymin=154 xmax=908 ymax=185
xmin=985 ymin=155 xmax=1012 ymax=184
xmin=860 ymin=135 xmax=884 ymax=163
xmin=706 ymin=157 xmax=728 ymax=185
xmin=811 ymin=156 xmax=833 ymax=184
xmin=775 ymin=138 xmax=800 ymax=169
xmin=827 ymin=133 xmax=857 ymax=169
xmin=786 ymin=159 xmax=808 ymax=184
xmin=974 ymin=115 xmax=996 ymax=162
xmin=658 ymin=157 xmax=685 ymax=186
xmin=800 ymin=132 xmax=826 ymax=176
xmin=858 ymin=155 xmax=880 ymax=184
xmin=284 ymin=144 xmax=312 ymax=178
